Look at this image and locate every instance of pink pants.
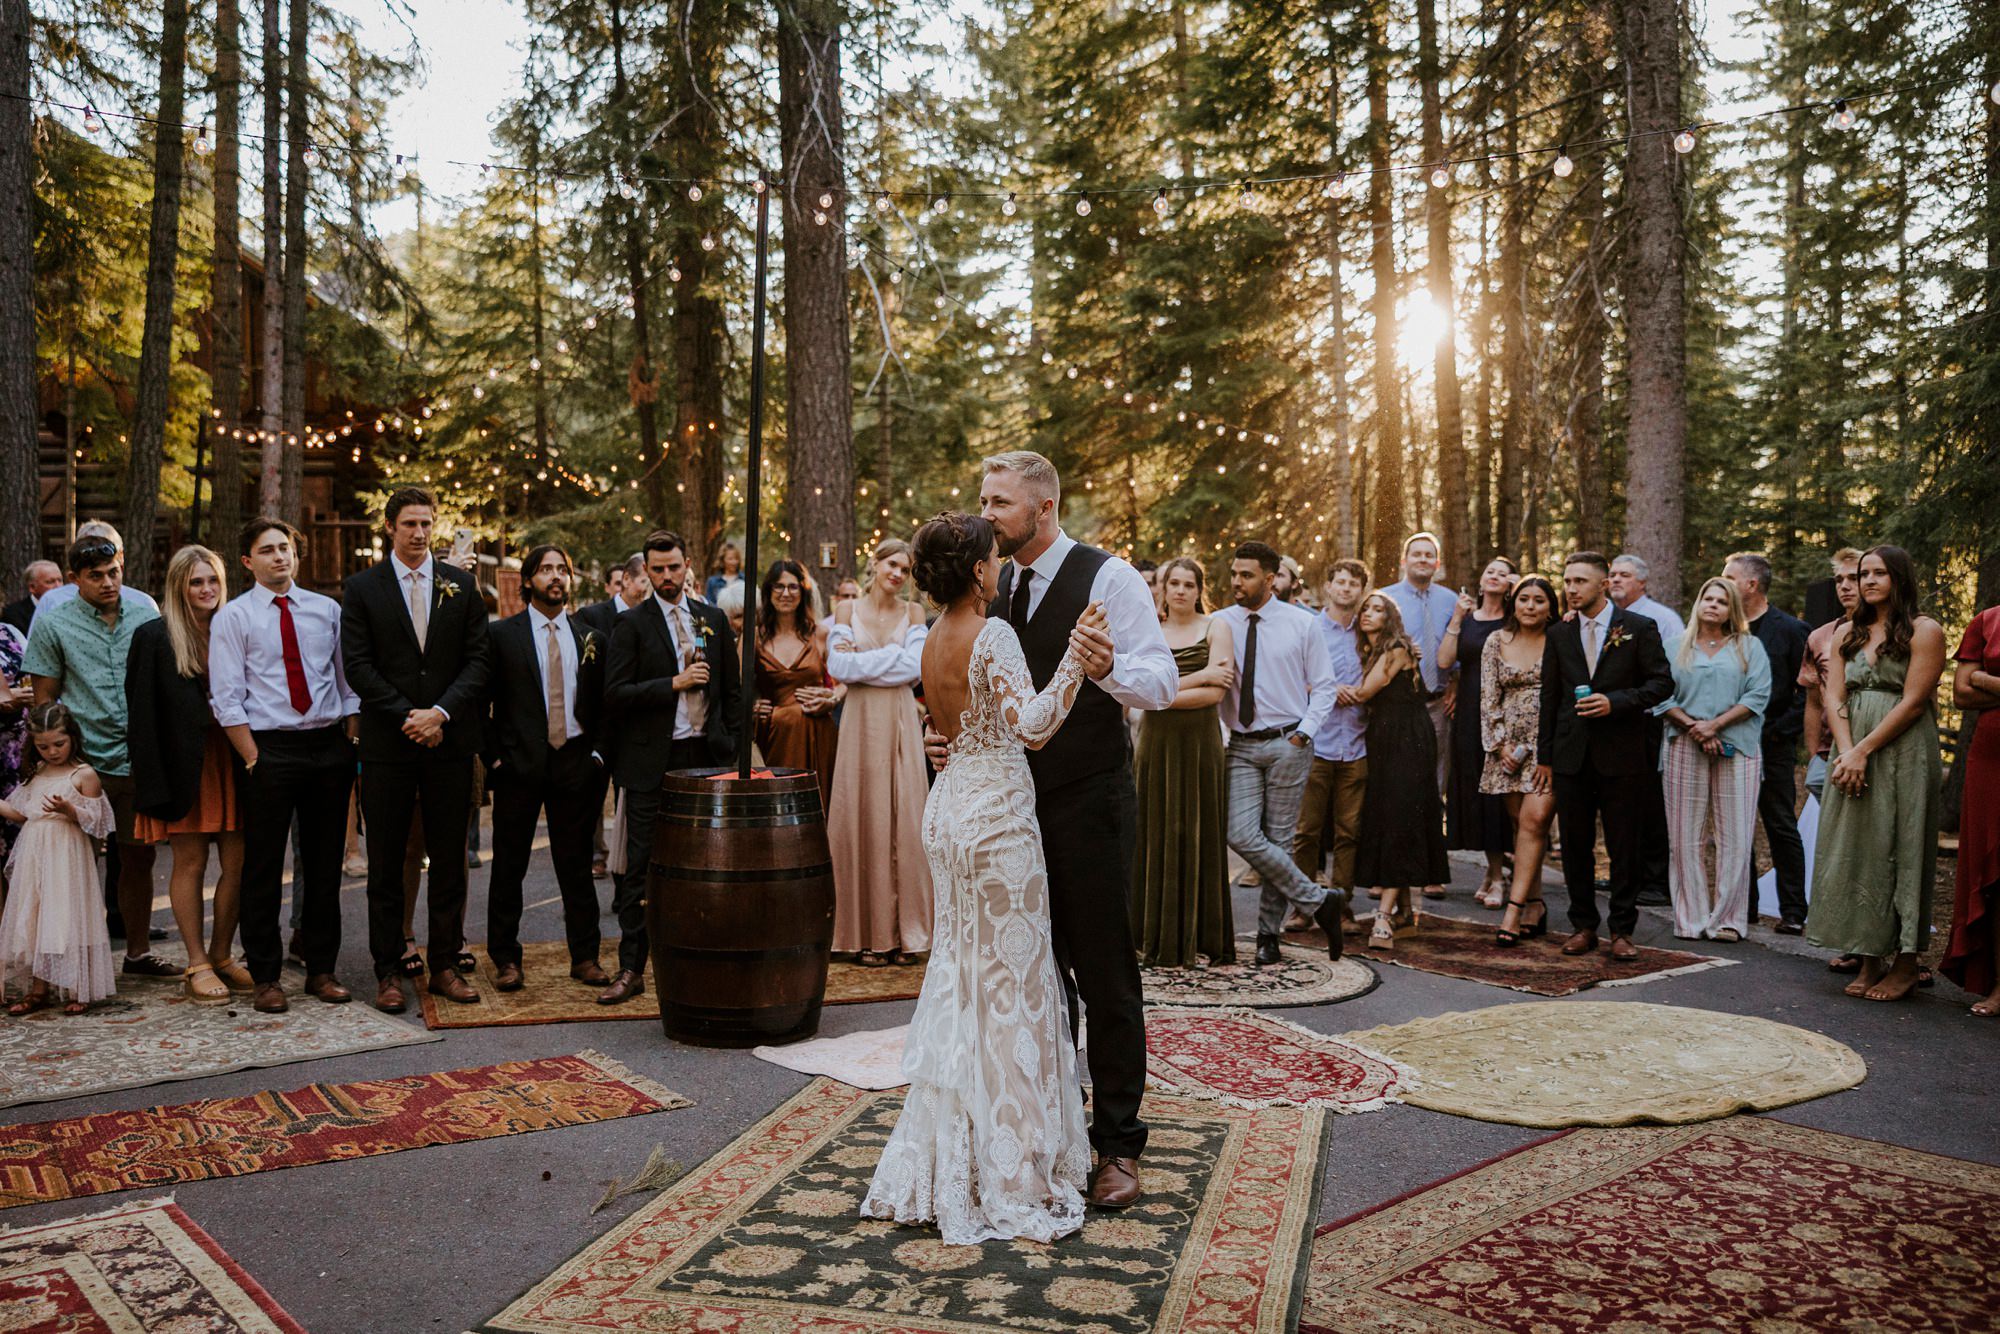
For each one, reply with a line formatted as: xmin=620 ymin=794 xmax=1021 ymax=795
xmin=1663 ymin=740 xmax=1761 ymax=939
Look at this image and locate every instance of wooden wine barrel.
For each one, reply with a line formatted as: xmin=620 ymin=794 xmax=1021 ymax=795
xmin=645 ymin=768 xmax=834 ymax=1048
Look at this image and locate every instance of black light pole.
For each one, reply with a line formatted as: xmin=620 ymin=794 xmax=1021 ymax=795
xmin=190 ymin=414 xmax=208 ymax=544
xmin=738 ymin=176 xmax=772 ymax=780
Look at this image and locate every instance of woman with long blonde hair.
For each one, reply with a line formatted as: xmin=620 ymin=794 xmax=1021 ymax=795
xmin=826 ymin=537 xmax=934 ymax=965
xmin=1658 ymin=576 xmax=1772 ymax=941
xmin=1350 ymin=593 xmax=1449 ymax=951
xmin=124 ymin=545 xmax=248 ymax=1001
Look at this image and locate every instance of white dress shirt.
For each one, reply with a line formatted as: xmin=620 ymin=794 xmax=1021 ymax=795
xmin=208 ymin=582 xmax=359 ymax=730
xmin=1214 ymin=596 xmax=1337 ymax=740
xmin=1010 ymin=530 xmax=1177 ymax=712
xmin=1624 ymin=594 xmax=1686 ymax=644
xmin=529 ymin=607 xmax=583 ymax=743
xmin=655 ymin=591 xmax=706 ymax=740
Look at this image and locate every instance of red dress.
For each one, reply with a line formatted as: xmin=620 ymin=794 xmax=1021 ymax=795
xmin=1942 ymin=607 xmax=2000 ymax=996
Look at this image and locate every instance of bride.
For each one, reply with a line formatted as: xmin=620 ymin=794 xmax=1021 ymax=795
xmin=861 ymin=511 xmax=1105 ymax=1245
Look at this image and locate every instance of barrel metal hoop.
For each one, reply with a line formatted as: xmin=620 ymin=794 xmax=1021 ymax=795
xmin=656 ymin=940 xmax=827 ymax=962
xmin=660 ymin=812 xmax=823 ymax=829
xmin=647 ymin=861 xmax=834 ymax=884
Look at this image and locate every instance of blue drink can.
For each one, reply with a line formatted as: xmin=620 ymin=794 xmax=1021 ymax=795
xmin=1574 ymin=685 xmax=1592 ymax=704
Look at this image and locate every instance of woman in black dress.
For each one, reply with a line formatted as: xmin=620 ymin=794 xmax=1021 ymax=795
xmin=1438 ymin=557 xmax=1518 ymax=906
xmin=1353 ymin=593 xmax=1451 ymax=952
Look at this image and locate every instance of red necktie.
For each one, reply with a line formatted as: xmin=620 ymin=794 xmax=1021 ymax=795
xmin=275 ymin=594 xmax=313 ymax=715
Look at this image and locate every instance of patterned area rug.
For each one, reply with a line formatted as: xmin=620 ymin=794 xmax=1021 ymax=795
xmin=476 ymin=1077 xmax=1328 ymax=1334
xmin=752 ymin=1025 xmax=910 ymax=1089
xmin=1145 ymin=1007 xmax=1411 ymax=1113
xmin=1301 ymin=1117 xmax=2000 ymax=1333
xmin=1142 ymin=941 xmax=1377 ymax=1008
xmin=418 ymin=940 xmax=926 ymax=1028
xmin=1315 ymin=911 xmax=1734 ymax=996
xmin=0 ymin=1050 xmax=689 ymax=1210
xmin=0 ymin=968 xmax=438 ymax=1110
xmin=1344 ymin=1001 xmax=1866 ymax=1127
xmin=0 ymin=1197 xmax=306 ymax=1332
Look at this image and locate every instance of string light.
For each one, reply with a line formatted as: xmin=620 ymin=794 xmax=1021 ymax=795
xmin=666 ymin=264 xmax=681 ymax=283
xmin=818 ymin=190 xmax=834 ymax=209
xmin=1428 ymin=164 xmax=1449 ymax=189
xmin=700 ymin=232 xmax=717 ymax=251
xmin=1323 ymin=173 xmax=1346 ymax=197
xmin=1153 ymin=188 xmax=1169 ymax=216
xmin=192 ymin=122 xmax=211 ymax=154
xmin=686 ymin=182 xmax=703 ymax=202
xmin=1002 ymin=192 xmax=1017 ymax=217
xmin=82 ymin=104 xmax=101 ymax=134
xmin=1830 ymin=98 xmax=1854 ymax=130
xmin=1991 ymin=78 xmax=2000 ymax=106
xmin=1553 ymin=146 xmax=1574 ymax=177
xmin=1674 ymin=127 xmax=1697 ymax=154
xmin=1075 ymin=195 xmax=1091 ymax=216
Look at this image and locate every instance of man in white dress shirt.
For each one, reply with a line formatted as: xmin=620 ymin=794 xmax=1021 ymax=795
xmin=1609 ymin=554 xmax=1686 ymax=642
xmin=209 ymin=518 xmax=361 ymax=1014
xmin=1214 ymin=542 xmax=1349 ymax=969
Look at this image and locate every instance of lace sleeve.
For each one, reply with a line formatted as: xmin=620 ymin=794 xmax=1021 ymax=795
xmin=65 ymin=778 xmax=116 ymax=842
xmin=979 ymin=620 xmax=1086 ymax=749
xmin=1480 ymin=634 xmax=1505 ymax=755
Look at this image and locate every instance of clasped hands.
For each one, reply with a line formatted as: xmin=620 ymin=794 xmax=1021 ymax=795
xmin=401 ymin=706 xmax=447 ymax=747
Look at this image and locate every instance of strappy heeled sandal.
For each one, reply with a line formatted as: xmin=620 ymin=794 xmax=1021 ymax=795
xmin=1494 ymin=896 xmax=1548 ymax=948
xmin=184 ymin=963 xmax=230 ymax=1003
xmin=1367 ymin=913 xmax=1395 ymax=952
xmin=7 ymin=990 xmax=49 ymax=1017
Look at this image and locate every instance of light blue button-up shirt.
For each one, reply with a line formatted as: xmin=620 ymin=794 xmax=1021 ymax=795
xmin=1658 ymin=632 xmax=1773 ymax=760
xmin=1312 ymin=609 xmax=1367 ymax=762
xmin=1380 ymin=579 xmax=1451 ymax=694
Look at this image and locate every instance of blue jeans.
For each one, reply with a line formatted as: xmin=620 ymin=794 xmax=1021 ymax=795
xmin=1224 ymin=733 xmax=1333 ymax=936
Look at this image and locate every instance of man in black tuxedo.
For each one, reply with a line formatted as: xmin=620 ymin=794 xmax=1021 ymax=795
xmin=573 ymin=553 xmax=645 ymax=877
xmin=341 ymin=486 xmax=491 ymax=1013
xmin=1536 ymin=551 xmax=1674 ymax=961
xmin=483 ymin=544 xmax=609 ymax=991
xmin=602 ymin=529 xmax=739 ymax=1005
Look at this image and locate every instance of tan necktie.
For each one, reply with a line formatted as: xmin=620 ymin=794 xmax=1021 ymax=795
xmin=545 ymin=621 xmax=568 ymax=750
xmin=407 ymin=570 xmax=429 ymax=651
xmin=676 ymin=605 xmax=707 ymax=733
xmin=1583 ymin=616 xmax=1601 ymax=677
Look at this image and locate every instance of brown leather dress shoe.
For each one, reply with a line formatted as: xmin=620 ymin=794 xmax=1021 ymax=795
xmin=597 ymin=969 xmax=644 ymax=1005
xmin=494 ymin=962 xmax=525 ymax=992
xmin=1609 ymin=935 xmax=1640 ymax=961
xmin=569 ymin=960 xmax=610 ymax=987
xmin=1087 ymin=1156 xmax=1141 ymax=1209
xmin=428 ymin=969 xmax=482 ymax=1004
xmin=252 ymin=982 xmax=289 ymax=1014
xmin=1560 ymin=929 xmax=1600 ymax=956
xmin=303 ymin=973 xmax=352 ymax=1004
xmin=374 ymin=976 xmax=408 ymax=1013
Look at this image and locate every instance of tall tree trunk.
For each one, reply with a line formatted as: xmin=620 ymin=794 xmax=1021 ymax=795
xmin=1415 ymin=0 xmax=1469 ymax=575
xmin=120 ymin=0 xmax=191 ymax=593
xmin=256 ymin=0 xmax=283 ymax=513
xmin=1618 ymin=0 xmax=1688 ymax=604
xmin=1494 ymin=10 xmax=1529 ymax=558
xmin=276 ymin=0 xmax=308 ymax=524
xmin=1325 ymin=8 xmax=1357 ymax=560
xmin=527 ymin=128 xmax=551 ymax=483
xmin=0 ymin=0 xmax=37 ymax=593
xmin=669 ymin=0 xmax=728 ymax=575
xmin=606 ymin=0 xmax=668 ymax=528
xmin=1471 ymin=179 xmax=1495 ymax=559
xmin=1364 ymin=3 xmax=1403 ymax=584
xmin=777 ymin=0 xmax=855 ymax=577
xmin=1565 ymin=8 xmax=1610 ymax=550
xmin=210 ymin=0 xmax=244 ymax=575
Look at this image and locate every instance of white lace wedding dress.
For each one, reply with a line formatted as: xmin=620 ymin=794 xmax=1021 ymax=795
xmin=861 ymin=617 xmax=1092 ymax=1244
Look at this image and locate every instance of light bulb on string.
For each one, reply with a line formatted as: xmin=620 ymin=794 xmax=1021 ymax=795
xmin=1075 ymin=195 xmax=1091 ymax=216
xmin=813 ymin=209 xmax=827 ymax=225
xmin=1323 ymin=173 xmax=1346 ymax=197
xmin=1236 ymin=180 xmax=1254 ymax=208
xmin=528 ymin=357 xmax=540 ymax=371
xmin=1153 ymin=188 xmax=1170 ymax=216
xmin=582 ymin=314 xmax=597 ymax=331
xmin=1673 ymin=127 xmax=1697 ymax=154
xmin=700 ymin=233 xmax=717 ymax=251
xmin=687 ymin=182 xmax=703 ymax=202
xmin=1552 ymin=146 xmax=1574 ymax=178
xmin=193 ymin=123 xmax=212 ymax=154
xmin=1001 ymin=192 xmax=1018 ymax=217
xmin=667 ymin=264 xmax=682 ymax=283
xmin=1830 ymin=98 xmax=1854 ymax=130
xmin=817 ymin=190 xmax=834 ymax=209
xmin=1428 ymin=163 xmax=1449 ymax=189
xmin=82 ymin=104 xmax=102 ymax=134
xmin=931 ymin=195 xmax=948 ymax=216
xmin=617 ymin=177 xmax=635 ymax=201
xmin=554 ymin=338 xmax=568 ymax=354
xmin=472 ymin=385 xmax=485 ymax=400
xmin=1991 ymin=78 xmax=2000 ymax=106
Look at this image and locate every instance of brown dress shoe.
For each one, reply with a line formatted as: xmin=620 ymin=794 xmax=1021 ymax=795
xmin=1560 ymin=929 xmax=1600 ymax=956
xmin=252 ymin=982 xmax=289 ymax=1014
xmin=1609 ymin=935 xmax=1640 ymax=961
xmin=494 ymin=962 xmax=525 ymax=992
xmin=569 ymin=960 xmax=610 ymax=987
xmin=597 ymin=969 xmax=644 ymax=1005
xmin=1087 ymin=1156 xmax=1141 ymax=1209
xmin=428 ymin=969 xmax=482 ymax=1004
xmin=303 ymin=973 xmax=352 ymax=1004
xmin=374 ymin=976 xmax=408 ymax=1013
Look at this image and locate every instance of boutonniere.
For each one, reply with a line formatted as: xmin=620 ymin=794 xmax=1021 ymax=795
xmin=1605 ymin=625 xmax=1632 ymax=651
xmin=694 ymin=621 xmax=713 ymax=649
xmin=436 ymin=579 xmax=459 ymax=604
xmin=580 ymin=632 xmax=599 ymax=664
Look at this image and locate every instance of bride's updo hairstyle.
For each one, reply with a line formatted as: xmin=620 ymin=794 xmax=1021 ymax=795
xmin=912 ymin=511 xmax=995 ymax=608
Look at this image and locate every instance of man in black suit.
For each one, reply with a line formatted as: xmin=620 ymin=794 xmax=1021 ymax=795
xmin=602 ymin=529 xmax=739 ymax=1005
xmin=341 ymin=486 xmax=491 ymax=1013
xmin=574 ymin=553 xmax=647 ymax=877
xmin=1536 ymin=551 xmax=1674 ymax=961
xmin=2 ymin=560 xmax=60 ymax=636
xmin=483 ymin=544 xmax=608 ymax=991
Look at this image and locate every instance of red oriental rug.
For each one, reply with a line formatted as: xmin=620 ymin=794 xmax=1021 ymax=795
xmin=0 ymin=1197 xmax=306 ymax=1332
xmin=1145 ymin=1007 xmax=1411 ymax=1113
xmin=1323 ymin=911 xmax=1731 ymax=996
xmin=1301 ymin=1117 xmax=2000 ymax=1333
xmin=0 ymin=1050 xmax=688 ymax=1211
xmin=478 ymin=1077 xmax=1328 ymax=1334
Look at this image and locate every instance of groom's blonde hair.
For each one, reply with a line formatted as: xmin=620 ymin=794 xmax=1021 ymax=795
xmin=982 ymin=450 xmax=1061 ymax=508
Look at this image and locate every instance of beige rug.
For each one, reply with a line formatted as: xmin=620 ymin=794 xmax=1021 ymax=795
xmin=750 ymin=1025 xmax=909 ymax=1089
xmin=1342 ymin=1001 xmax=1866 ymax=1128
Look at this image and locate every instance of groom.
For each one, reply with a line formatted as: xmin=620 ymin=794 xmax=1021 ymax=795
xmin=932 ymin=450 xmax=1179 ymax=1210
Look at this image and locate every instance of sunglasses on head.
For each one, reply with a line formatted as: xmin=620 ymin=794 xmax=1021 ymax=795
xmin=72 ymin=541 xmax=118 ymax=565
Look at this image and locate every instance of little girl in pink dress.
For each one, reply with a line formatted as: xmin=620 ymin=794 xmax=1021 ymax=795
xmin=1 ymin=702 xmax=117 ymax=1014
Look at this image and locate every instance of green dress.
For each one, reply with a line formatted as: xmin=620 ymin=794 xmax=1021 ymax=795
xmin=1131 ymin=642 xmax=1234 ymax=966
xmin=1804 ymin=649 xmax=1942 ymax=957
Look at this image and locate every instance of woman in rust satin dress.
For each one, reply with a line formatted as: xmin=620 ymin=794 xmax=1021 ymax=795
xmin=1943 ymin=605 xmax=2000 ymax=1016
xmin=753 ymin=559 xmax=841 ymax=815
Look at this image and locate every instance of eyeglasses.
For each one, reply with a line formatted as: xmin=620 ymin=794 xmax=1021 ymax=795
xmin=71 ymin=541 xmax=118 ymax=567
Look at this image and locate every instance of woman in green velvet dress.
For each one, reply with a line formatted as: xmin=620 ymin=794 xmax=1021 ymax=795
xmin=1805 ymin=545 xmax=1946 ymax=1003
xmin=1131 ymin=558 xmax=1237 ymax=967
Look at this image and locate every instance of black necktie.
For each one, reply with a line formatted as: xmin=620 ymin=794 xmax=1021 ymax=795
xmin=1238 ymin=613 xmax=1260 ymax=727
xmin=1009 ymin=568 xmax=1032 ymax=629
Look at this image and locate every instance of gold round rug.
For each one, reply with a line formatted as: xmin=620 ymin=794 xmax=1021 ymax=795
xmin=1342 ymin=1001 xmax=1866 ymax=1127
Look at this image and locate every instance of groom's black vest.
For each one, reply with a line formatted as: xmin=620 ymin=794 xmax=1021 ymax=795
xmin=990 ymin=544 xmax=1129 ymax=791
